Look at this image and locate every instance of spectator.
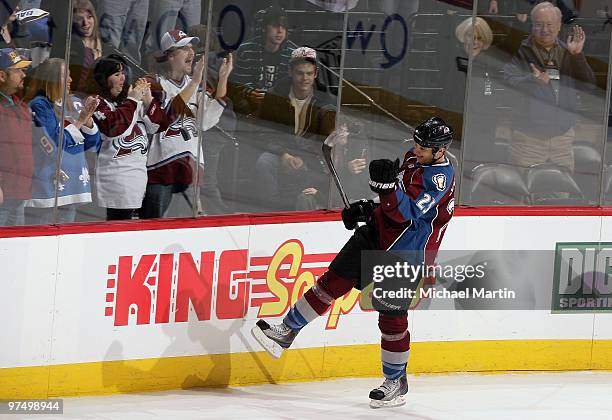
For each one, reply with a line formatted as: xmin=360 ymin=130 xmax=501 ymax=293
xmin=503 ymin=1 xmax=595 ymax=172
xmin=229 ymin=7 xmax=293 ymax=116
xmin=96 ymin=0 xmax=149 ymax=63
xmin=0 ymin=48 xmax=32 ymax=225
xmin=253 ymin=46 xmax=342 ymax=211
xmin=23 ymin=58 xmax=100 ymax=224
xmin=145 ymin=0 xmax=201 ymax=58
xmin=456 ymin=17 xmax=494 ymax=59
xmin=140 ymin=29 xmax=233 ymax=219
xmin=92 ymin=54 xmax=168 ymax=220
xmin=328 ymin=116 xmax=369 ymax=205
xmin=0 ymin=6 xmax=18 ymax=47
xmin=70 ymin=0 xmax=114 ymax=96
xmin=0 ymin=0 xmax=19 ymax=28
xmin=446 ymin=16 xmax=494 ymax=113
xmin=449 ymin=17 xmax=503 ymax=164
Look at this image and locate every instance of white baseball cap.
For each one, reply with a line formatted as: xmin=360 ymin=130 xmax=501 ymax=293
xmin=160 ymin=30 xmax=199 ymax=53
xmin=290 ymin=46 xmax=317 ymax=64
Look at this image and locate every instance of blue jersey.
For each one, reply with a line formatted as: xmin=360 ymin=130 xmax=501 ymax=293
xmin=373 ymin=148 xmax=455 ymax=264
xmin=26 ymin=95 xmax=100 ymax=207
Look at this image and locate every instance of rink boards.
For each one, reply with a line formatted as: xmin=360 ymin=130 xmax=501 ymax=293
xmin=1 ymin=209 xmax=612 ymax=398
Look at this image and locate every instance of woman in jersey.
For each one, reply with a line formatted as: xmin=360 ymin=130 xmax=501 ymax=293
xmin=24 ymin=57 xmax=100 ymax=224
xmin=92 ymin=54 xmax=169 ymax=220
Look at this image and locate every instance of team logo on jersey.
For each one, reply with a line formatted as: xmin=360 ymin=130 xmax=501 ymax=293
xmin=432 ymin=173 xmax=447 ymax=191
xmin=113 ymin=126 xmax=148 ymax=158
xmin=164 ymin=117 xmax=198 ymax=142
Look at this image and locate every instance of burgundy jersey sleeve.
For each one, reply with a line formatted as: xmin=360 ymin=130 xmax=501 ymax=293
xmin=143 ymin=97 xmax=171 ymax=133
xmin=93 ymin=98 xmax=139 ymax=138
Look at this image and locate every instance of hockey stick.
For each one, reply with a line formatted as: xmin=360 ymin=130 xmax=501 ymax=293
xmin=322 ymin=136 xmax=350 ymax=209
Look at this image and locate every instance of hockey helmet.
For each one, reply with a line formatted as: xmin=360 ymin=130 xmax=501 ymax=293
xmin=413 ymin=117 xmax=453 ymax=150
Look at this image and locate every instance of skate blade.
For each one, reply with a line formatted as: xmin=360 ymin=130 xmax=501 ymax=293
xmin=250 ymin=325 xmax=284 ymax=359
xmin=369 ymin=395 xmax=406 ymax=409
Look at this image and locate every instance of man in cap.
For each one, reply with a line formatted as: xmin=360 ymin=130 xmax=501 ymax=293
xmin=139 ymin=29 xmax=233 ymax=219
xmin=0 ymin=48 xmax=32 ymax=225
xmin=253 ymin=46 xmax=339 ymax=211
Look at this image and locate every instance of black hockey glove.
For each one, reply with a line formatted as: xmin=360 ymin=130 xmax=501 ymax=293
xmin=369 ymin=158 xmax=400 ymax=194
xmin=341 ymin=199 xmax=377 ymax=230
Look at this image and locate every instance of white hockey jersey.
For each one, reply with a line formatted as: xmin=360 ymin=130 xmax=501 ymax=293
xmin=93 ymin=96 xmax=167 ymax=209
xmin=146 ymin=74 xmax=225 ymax=184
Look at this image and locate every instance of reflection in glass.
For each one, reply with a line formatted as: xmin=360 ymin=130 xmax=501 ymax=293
xmin=220 ymin=0 xmax=346 ymax=213
xmin=2 ymin=0 xmax=612 ymax=231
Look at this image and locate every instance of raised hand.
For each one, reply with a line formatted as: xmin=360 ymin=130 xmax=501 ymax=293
xmin=192 ymin=56 xmax=206 ymax=84
xmin=142 ymin=84 xmax=153 ymax=107
xmin=128 ymin=85 xmax=141 ymax=102
xmin=530 ymin=63 xmax=550 ymax=84
xmin=129 ymin=78 xmax=150 ymax=102
xmin=369 ymin=158 xmax=399 ymax=194
xmin=215 ymin=53 xmax=233 ymax=99
xmin=218 ymin=53 xmax=233 ymax=81
xmin=348 ymin=158 xmax=367 ymax=175
xmin=78 ymin=95 xmax=99 ymax=128
xmin=83 ymin=95 xmax=99 ymax=115
xmin=567 ymin=25 xmax=586 ymax=55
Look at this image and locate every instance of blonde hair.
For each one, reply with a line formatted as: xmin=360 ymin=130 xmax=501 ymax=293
xmin=24 ymin=58 xmax=72 ymax=109
xmin=455 ymin=17 xmax=493 ymax=50
xmin=531 ymin=1 xmax=562 ymax=22
xmin=73 ymin=0 xmax=103 ymax=58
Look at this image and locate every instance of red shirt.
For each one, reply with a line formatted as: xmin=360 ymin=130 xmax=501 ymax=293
xmin=0 ymin=92 xmax=33 ymax=200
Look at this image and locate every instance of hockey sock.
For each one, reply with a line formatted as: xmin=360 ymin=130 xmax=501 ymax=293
xmin=283 ymin=269 xmax=355 ymax=331
xmin=382 ymin=361 xmax=407 ymax=380
xmin=379 ymin=312 xmax=410 ymax=379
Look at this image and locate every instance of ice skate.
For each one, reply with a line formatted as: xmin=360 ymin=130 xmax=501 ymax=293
xmin=251 ymin=319 xmax=297 ymax=359
xmin=369 ymin=374 xmax=408 ymax=408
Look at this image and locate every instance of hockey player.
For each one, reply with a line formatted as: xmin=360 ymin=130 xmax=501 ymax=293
xmin=140 ymin=29 xmax=233 ymax=218
xmin=251 ymin=116 xmax=455 ymax=408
